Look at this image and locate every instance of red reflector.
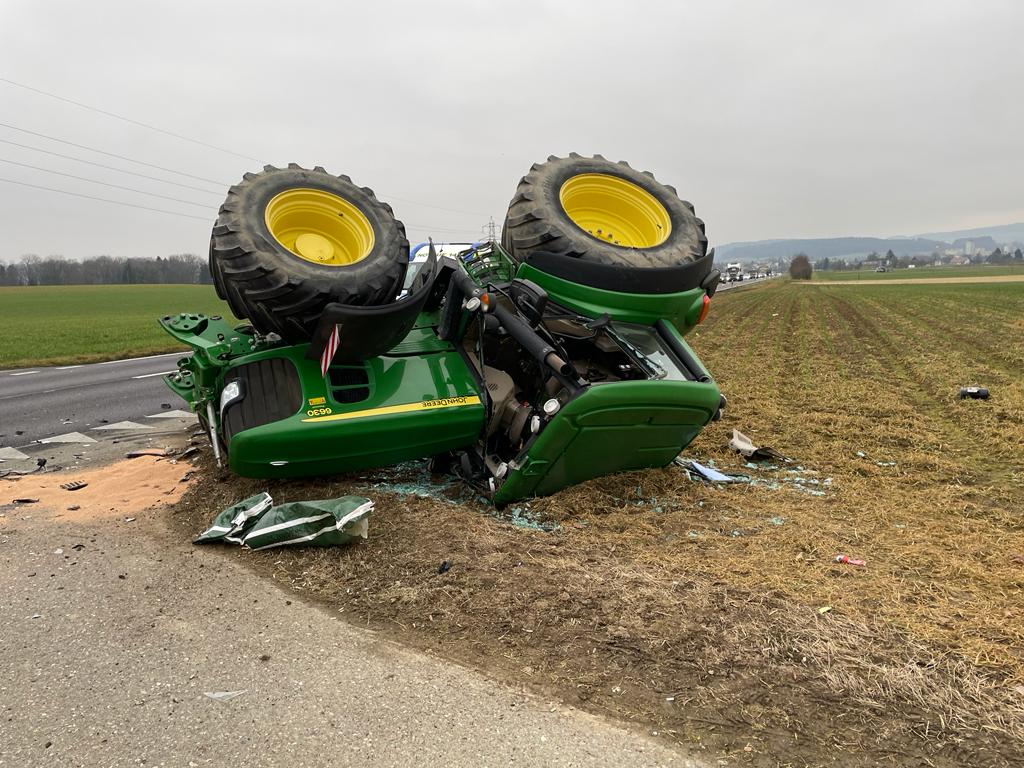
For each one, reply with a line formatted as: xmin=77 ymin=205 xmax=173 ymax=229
xmin=697 ymin=294 xmax=711 ymax=324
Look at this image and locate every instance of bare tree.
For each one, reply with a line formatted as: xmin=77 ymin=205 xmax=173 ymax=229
xmin=789 ymin=253 xmax=813 ymax=280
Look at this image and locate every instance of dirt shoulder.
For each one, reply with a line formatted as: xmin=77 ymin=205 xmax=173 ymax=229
xmin=167 ymin=445 xmax=1022 ymax=768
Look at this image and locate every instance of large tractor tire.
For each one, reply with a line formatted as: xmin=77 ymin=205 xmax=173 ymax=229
xmin=502 ymin=154 xmax=707 ymax=268
xmin=210 ymin=164 xmax=409 ymax=342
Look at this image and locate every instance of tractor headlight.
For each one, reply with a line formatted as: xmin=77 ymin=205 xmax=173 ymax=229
xmin=220 ymin=380 xmax=244 ymax=419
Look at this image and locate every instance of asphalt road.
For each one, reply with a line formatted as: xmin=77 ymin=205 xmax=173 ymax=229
xmin=0 ymin=353 xmax=186 ymax=446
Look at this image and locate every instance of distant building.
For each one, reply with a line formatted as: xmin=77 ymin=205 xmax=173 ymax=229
xmin=950 ymin=255 xmax=970 ymax=266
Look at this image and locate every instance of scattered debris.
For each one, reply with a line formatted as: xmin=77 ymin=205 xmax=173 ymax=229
xmin=728 ymin=429 xmax=789 ymax=462
xmin=125 ymin=449 xmax=168 ymax=458
xmin=67 ymin=505 xmax=80 ymax=511
xmin=195 ymin=493 xmax=372 ymax=550
xmin=834 ymin=554 xmax=866 ymax=567
xmin=194 ymin=492 xmax=274 ymax=544
xmin=60 ymin=481 xmax=88 ymax=491
xmin=180 ymin=446 xmax=200 ymax=459
xmin=767 ymin=516 xmax=785 ymax=526
xmin=13 ymin=498 xmax=39 ymax=504
xmin=818 ymin=606 xmax=833 ymax=615
xmin=438 ymin=560 xmax=452 ymax=574
xmin=677 ymin=458 xmax=746 ymax=484
xmin=959 ymin=386 xmax=990 ymax=400
xmin=124 ymin=517 xmax=136 ymax=523
xmin=203 ymin=690 xmax=246 ymax=702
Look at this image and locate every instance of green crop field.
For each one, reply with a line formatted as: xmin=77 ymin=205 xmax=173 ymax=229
xmin=0 ymin=284 xmax=235 ymax=369
xmin=812 ymin=263 xmax=1024 ymax=280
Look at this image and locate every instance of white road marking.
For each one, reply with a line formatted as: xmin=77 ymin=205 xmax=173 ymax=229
xmin=38 ymin=432 xmax=97 ymax=444
xmin=55 ymin=365 xmax=83 ymax=370
xmin=99 ymin=352 xmax=181 ymax=365
xmin=9 ymin=371 xmax=39 ymax=376
xmin=91 ymin=420 xmax=153 ymax=431
xmin=146 ymin=409 xmax=197 ymax=419
xmin=131 ymin=370 xmax=177 ymax=379
xmin=0 ymin=446 xmax=31 ymax=460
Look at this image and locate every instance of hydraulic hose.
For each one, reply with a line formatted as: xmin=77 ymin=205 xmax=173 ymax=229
xmin=449 ymin=270 xmax=572 ymax=377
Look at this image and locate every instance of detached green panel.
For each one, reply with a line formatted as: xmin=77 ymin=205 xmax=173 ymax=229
xmin=494 ymin=378 xmax=720 ymax=504
xmin=516 ymin=263 xmax=707 ymax=334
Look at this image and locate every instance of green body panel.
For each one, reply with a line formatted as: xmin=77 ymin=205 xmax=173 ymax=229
xmin=158 ymin=312 xmax=485 ymax=479
xmin=516 ymin=263 xmax=708 ymax=334
xmin=229 ymin=345 xmax=484 ymax=478
xmin=493 ymin=376 xmax=720 ymax=505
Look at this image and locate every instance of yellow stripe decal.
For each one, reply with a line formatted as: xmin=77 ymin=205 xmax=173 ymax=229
xmin=302 ymin=395 xmax=482 ymax=423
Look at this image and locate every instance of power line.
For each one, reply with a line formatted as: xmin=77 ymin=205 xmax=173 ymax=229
xmin=0 ymin=138 xmax=223 ymax=195
xmin=0 ymin=158 xmax=212 ymax=208
xmin=377 ymin=192 xmax=492 ymax=218
xmin=0 ymin=77 xmax=260 ymax=162
xmin=0 ymin=123 xmax=230 ymax=186
xmin=0 ymin=177 xmax=211 ymax=221
xmin=0 ymin=122 xmax=496 ymax=219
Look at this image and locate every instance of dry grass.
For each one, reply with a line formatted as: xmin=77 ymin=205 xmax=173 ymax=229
xmin=172 ymin=279 xmax=1024 ymax=766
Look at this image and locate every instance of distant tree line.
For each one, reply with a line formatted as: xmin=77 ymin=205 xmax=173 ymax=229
xmin=0 ymin=254 xmax=212 ymax=286
xmin=811 ymin=247 xmax=1023 ymax=272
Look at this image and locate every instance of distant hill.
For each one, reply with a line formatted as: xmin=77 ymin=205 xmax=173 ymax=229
xmin=716 ymin=237 xmax=947 ymax=262
xmin=716 ymin=222 xmax=1024 ymax=263
xmin=917 ymin=222 xmax=1024 ymax=243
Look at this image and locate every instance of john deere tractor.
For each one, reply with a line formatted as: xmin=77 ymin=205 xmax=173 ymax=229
xmin=160 ymin=154 xmax=723 ymax=504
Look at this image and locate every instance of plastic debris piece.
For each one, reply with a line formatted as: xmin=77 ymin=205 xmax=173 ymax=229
xmin=125 ymin=449 xmax=168 ymax=458
xmin=959 ymin=386 xmax=989 ymax=400
xmin=13 ymin=498 xmax=39 ymax=504
xmin=768 ymin=516 xmax=785 ymax=526
xmin=438 ymin=560 xmax=452 ymax=574
xmin=729 ymin=429 xmax=789 ymax=461
xmin=855 ymin=451 xmax=867 ymax=458
xmin=834 ymin=554 xmax=866 ymax=567
xmin=60 ymin=481 xmax=88 ymax=491
xmin=681 ymin=459 xmax=746 ymax=484
xmin=204 ymin=690 xmax=247 ymax=702
xmin=242 ymin=497 xmax=372 ymax=550
xmin=818 ymin=606 xmax=833 ymax=615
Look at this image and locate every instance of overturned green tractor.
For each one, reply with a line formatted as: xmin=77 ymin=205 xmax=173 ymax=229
xmin=160 ymin=155 xmax=723 ymax=505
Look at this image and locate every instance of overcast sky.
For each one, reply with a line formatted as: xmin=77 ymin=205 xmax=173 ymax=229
xmin=1 ymin=0 xmax=1021 ymax=261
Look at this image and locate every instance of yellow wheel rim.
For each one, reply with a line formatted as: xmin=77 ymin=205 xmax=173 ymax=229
xmin=559 ymin=173 xmax=671 ymax=248
xmin=264 ymin=188 xmax=375 ymax=266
